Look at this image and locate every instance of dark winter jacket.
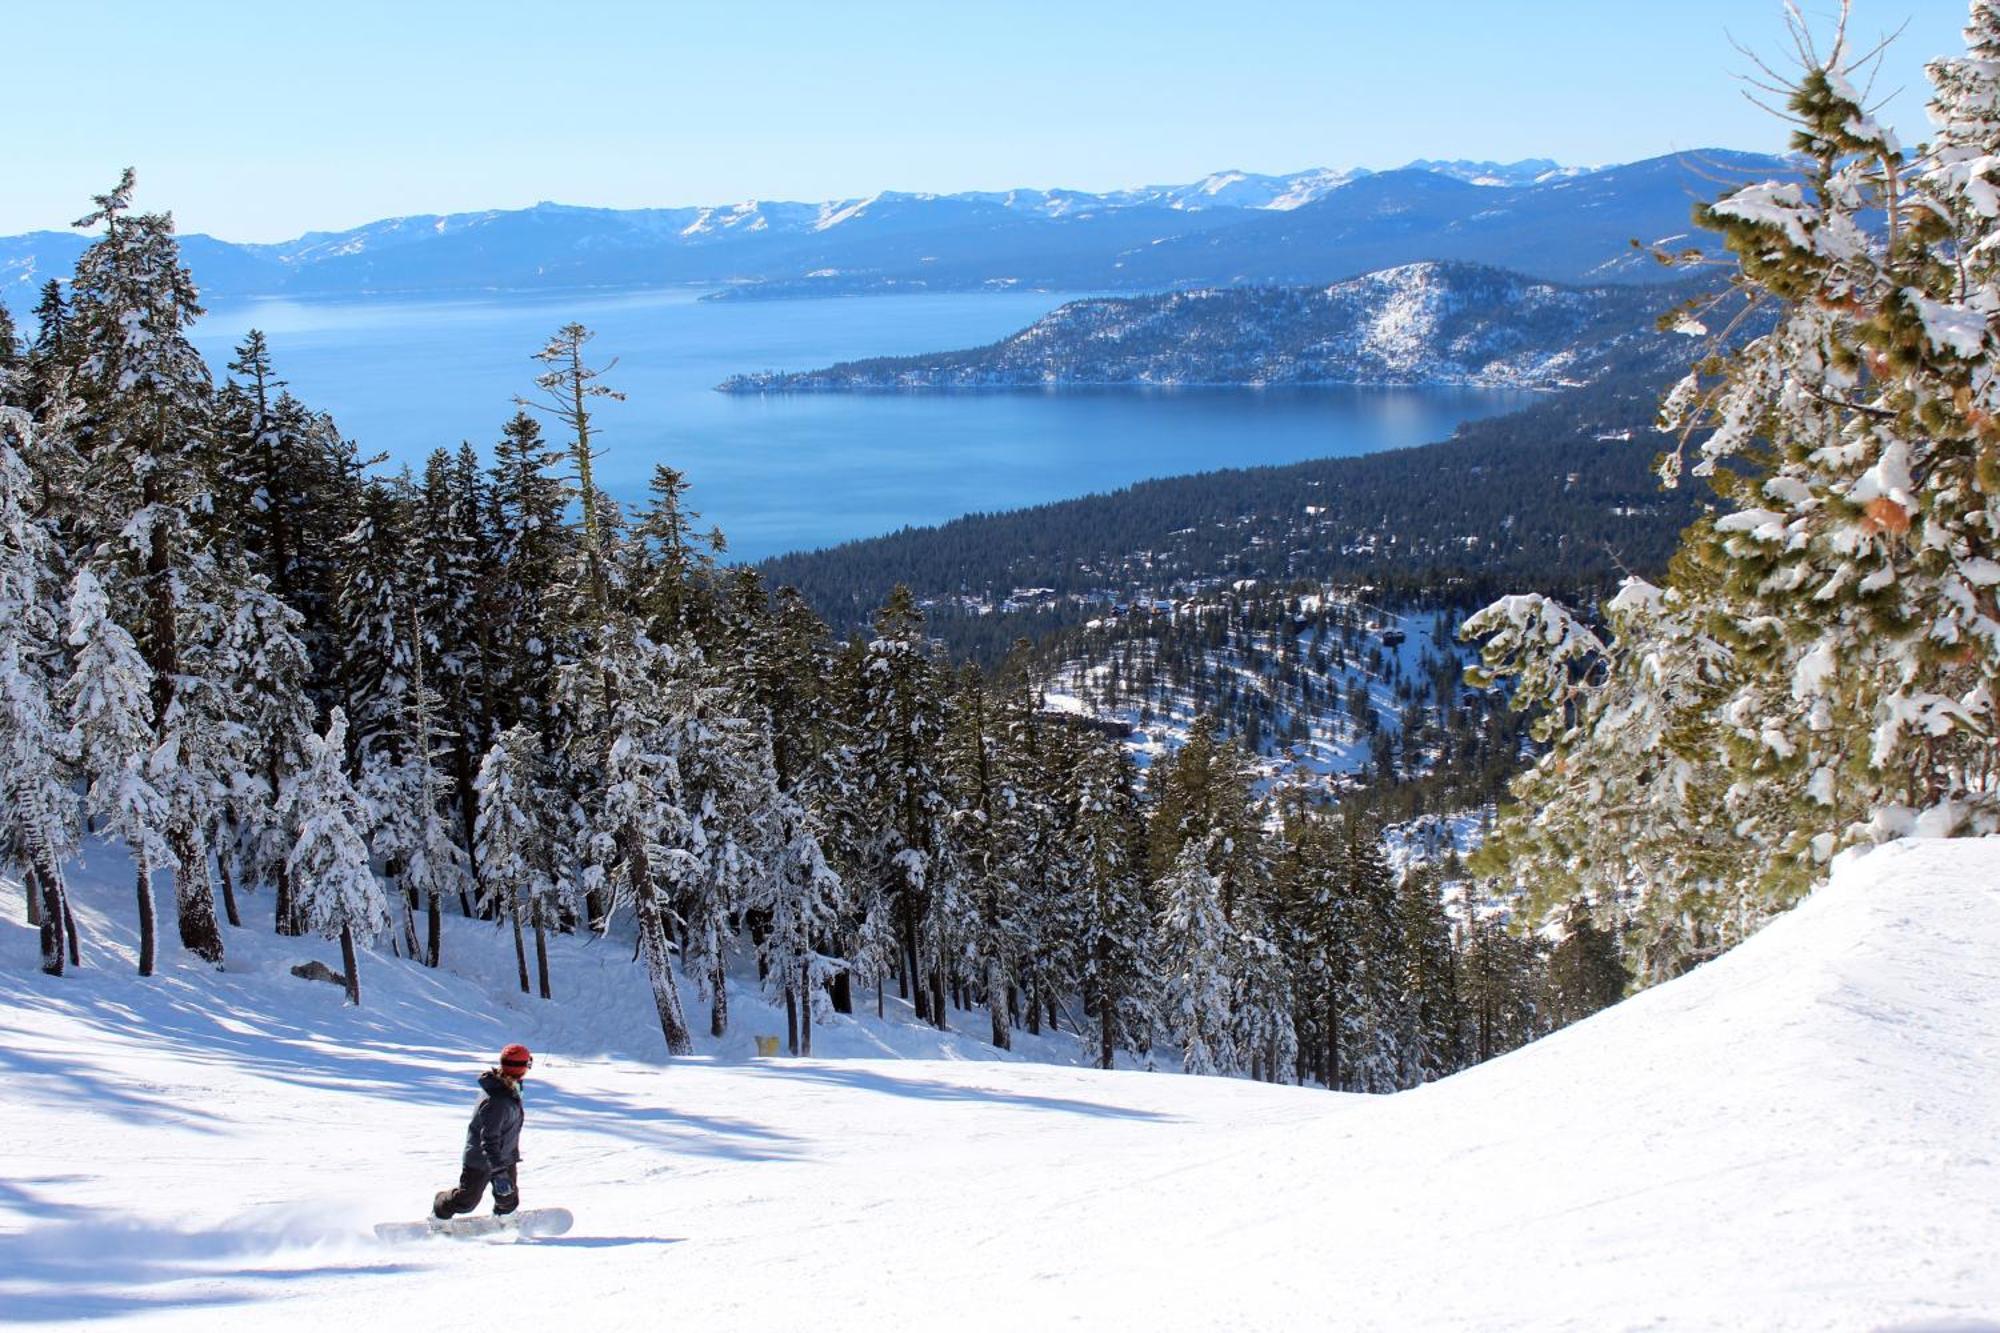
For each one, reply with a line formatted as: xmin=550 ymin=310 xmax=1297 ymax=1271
xmin=461 ymin=1070 xmax=524 ymax=1177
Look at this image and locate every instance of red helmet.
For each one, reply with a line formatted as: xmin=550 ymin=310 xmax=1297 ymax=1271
xmin=499 ymin=1043 xmax=533 ymax=1077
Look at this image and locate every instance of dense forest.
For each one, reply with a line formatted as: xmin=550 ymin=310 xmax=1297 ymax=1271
xmin=763 ymin=366 xmax=1714 ymax=665
xmin=0 ymin=172 xmax=1618 ymax=1090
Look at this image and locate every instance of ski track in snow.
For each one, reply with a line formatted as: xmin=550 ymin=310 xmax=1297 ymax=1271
xmin=2 ymin=839 xmax=1997 ymax=1330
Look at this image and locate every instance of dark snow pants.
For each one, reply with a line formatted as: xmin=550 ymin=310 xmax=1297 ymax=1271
xmin=433 ymin=1165 xmax=518 ymax=1218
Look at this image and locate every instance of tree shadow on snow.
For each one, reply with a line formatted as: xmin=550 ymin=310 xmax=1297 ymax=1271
xmin=532 ymin=1080 xmax=807 ymax=1163
xmin=744 ymin=1063 xmax=1179 ymax=1122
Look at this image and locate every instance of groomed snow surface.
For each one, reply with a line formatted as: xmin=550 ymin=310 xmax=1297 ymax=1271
xmin=3 ymin=839 xmax=1996 ymax=1331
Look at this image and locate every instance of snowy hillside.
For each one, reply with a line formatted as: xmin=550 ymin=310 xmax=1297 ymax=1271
xmin=3 ymin=838 xmax=1995 ymax=1330
xmin=718 ymin=261 xmax=1694 ymax=391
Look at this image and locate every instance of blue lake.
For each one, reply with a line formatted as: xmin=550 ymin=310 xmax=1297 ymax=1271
xmin=191 ymin=288 xmax=1535 ymax=563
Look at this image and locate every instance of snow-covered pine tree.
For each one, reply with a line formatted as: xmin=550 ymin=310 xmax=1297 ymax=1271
xmin=283 ymin=708 xmax=388 ymax=1006
xmin=1546 ymin=897 xmax=1630 ymax=1026
xmin=1153 ymin=837 xmax=1236 ymax=1076
xmin=564 ymin=609 xmax=698 ymax=1055
xmin=853 ymin=585 xmax=956 ymax=1028
xmin=0 ymin=300 xmax=18 ymax=381
xmin=526 ymin=324 xmax=696 ymax=1056
xmin=64 ymin=567 xmax=167 ymax=974
xmin=214 ymin=334 xmax=358 ymax=702
xmin=217 ymin=578 xmax=317 ymax=937
xmin=475 ymin=724 xmax=566 ymax=998
xmin=365 ymin=628 xmax=473 ymax=970
xmin=487 ymin=410 xmax=572 ymax=731
xmin=161 ymin=560 xmax=260 ymax=934
xmin=0 ymin=388 xmax=81 ymax=973
xmin=755 ymin=585 xmax=858 ymax=1035
xmin=519 ymin=322 xmax=622 ymax=615
xmin=1473 ymin=6 xmax=2000 ymax=972
xmin=632 ymin=463 xmax=722 ymax=641
xmin=1394 ymin=863 xmax=1465 ymax=1086
xmin=994 ymin=667 xmax=1075 ymax=1038
xmin=1463 ymin=580 xmax=1745 ymax=981
xmin=23 ymin=280 xmax=69 ymax=418
xmin=418 ymin=444 xmax=497 ymax=873
xmin=335 ymin=479 xmax=418 ymax=768
xmin=669 ymin=647 xmax=781 ymax=1039
xmin=1066 ymin=735 xmax=1152 ymax=1070
xmin=65 ymin=169 xmax=227 ymax=966
xmin=945 ymin=663 xmax=1016 ymax=1047
xmin=1457 ymin=883 xmax=1550 ymax=1063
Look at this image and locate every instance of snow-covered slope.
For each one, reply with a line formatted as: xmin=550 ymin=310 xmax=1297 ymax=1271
xmin=3 ymin=839 xmax=1996 ymax=1330
xmin=719 ymin=260 xmax=1689 ymax=391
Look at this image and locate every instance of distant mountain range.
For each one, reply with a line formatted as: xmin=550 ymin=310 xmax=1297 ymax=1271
xmin=0 ymin=150 xmax=1786 ymax=306
xmin=719 ymin=261 xmax=1704 ymax=392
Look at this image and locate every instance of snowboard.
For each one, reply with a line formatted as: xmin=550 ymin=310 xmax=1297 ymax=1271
xmin=375 ymin=1207 xmax=573 ymax=1243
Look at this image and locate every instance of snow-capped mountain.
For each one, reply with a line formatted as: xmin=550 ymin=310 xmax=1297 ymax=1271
xmin=0 ymin=151 xmax=1786 ymax=304
xmin=719 ymin=260 xmax=1696 ymax=391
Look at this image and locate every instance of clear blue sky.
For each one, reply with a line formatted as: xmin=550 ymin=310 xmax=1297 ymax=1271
xmin=2 ymin=1 xmax=1968 ymax=242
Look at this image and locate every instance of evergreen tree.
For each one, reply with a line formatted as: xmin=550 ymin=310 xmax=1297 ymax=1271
xmin=283 ymin=709 xmax=388 ymax=1006
xmin=24 ymin=280 xmax=68 ymax=415
xmin=756 ymin=585 xmax=856 ymax=1035
xmin=853 ymin=585 xmax=956 ymax=1028
xmin=0 ymin=299 xmax=18 ymax=382
xmin=1546 ymin=897 xmax=1629 ymax=1026
xmin=64 ymin=567 xmax=166 ymax=975
xmin=475 ymin=725 xmax=566 ymax=998
xmin=1068 ymin=737 xmax=1152 ymax=1069
xmin=0 ymin=393 xmax=81 ymax=973
xmin=218 ymin=580 xmax=317 ymax=938
xmin=1395 ymin=864 xmax=1465 ymax=1085
xmin=487 ymin=410 xmax=571 ymax=730
xmin=365 ymin=632 xmax=473 ymax=969
xmin=1153 ymin=837 xmax=1235 ymax=1076
xmin=1472 ymin=9 xmax=2000 ymax=976
xmin=563 ymin=609 xmax=698 ymax=1055
xmin=66 ymin=169 xmax=227 ymax=966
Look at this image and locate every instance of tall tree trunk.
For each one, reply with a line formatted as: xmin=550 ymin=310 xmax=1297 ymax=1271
xmin=399 ymin=874 xmax=422 ymax=960
xmin=534 ymin=915 xmax=551 ymax=1000
xmin=1100 ymin=993 xmax=1115 ymax=1071
xmin=800 ymin=961 xmax=813 ymax=1056
xmin=30 ymin=865 xmax=64 ymax=977
xmin=710 ymin=949 xmax=728 ymax=1039
xmin=170 ymin=822 xmax=224 ymax=965
xmin=509 ymin=887 xmax=530 ymax=994
xmin=426 ymin=889 xmax=441 ymax=968
xmin=136 ymin=858 xmax=157 ymax=977
xmin=215 ymin=834 xmax=241 ymax=929
xmin=25 ymin=865 xmax=41 ymax=927
xmin=274 ymin=861 xmax=300 ymax=937
xmin=63 ymin=891 xmax=80 ymax=967
xmin=627 ymin=831 xmax=694 ymax=1056
xmin=898 ymin=909 xmax=916 ymax=1003
xmin=830 ymin=962 xmax=852 ymax=1015
xmin=785 ymin=983 xmax=800 ymax=1056
xmin=339 ymin=923 xmax=360 ymax=1005
xmin=929 ymin=966 xmax=948 ymax=1032
xmin=987 ymin=955 xmax=1010 ymax=1050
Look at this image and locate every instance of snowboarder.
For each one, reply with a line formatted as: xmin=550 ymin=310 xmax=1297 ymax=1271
xmin=432 ymin=1043 xmax=532 ymax=1219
